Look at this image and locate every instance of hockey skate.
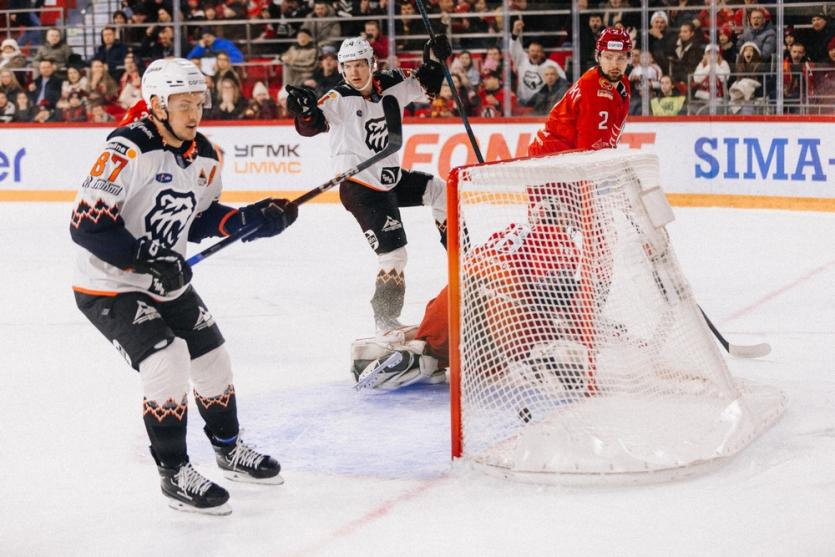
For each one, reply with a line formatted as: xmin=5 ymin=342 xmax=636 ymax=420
xmin=154 ymin=456 xmax=231 ymax=516
xmin=205 ymin=427 xmax=284 ymax=485
xmin=355 ymin=344 xmax=446 ymax=392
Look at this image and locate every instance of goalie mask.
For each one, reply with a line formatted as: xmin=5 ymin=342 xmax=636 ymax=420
xmin=338 ymin=37 xmax=377 ymax=91
xmin=527 ymin=184 xmax=579 ymax=228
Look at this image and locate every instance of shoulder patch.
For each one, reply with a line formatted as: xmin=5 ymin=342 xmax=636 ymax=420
xmin=375 ymin=69 xmax=406 ymax=90
xmin=194 ymin=132 xmax=220 ymax=161
xmin=107 ymin=119 xmax=162 ymax=154
xmin=319 ymin=90 xmax=341 ymax=105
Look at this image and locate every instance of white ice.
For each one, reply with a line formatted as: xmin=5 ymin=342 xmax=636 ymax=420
xmin=2 ymin=202 xmax=834 ymax=557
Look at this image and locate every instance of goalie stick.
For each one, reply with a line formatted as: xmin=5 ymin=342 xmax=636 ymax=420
xmin=187 ymin=95 xmax=404 ymax=266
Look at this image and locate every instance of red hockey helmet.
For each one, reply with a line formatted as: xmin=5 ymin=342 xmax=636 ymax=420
xmin=595 ymin=27 xmax=633 ymax=57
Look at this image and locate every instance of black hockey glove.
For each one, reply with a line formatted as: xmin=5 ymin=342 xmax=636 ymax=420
xmin=285 ymin=84 xmax=318 ymax=118
xmin=423 ymin=35 xmax=452 ymax=63
xmin=238 ymin=198 xmax=299 ymax=242
xmin=133 ymin=238 xmax=192 ymax=294
xmin=414 ymin=60 xmax=445 ymax=98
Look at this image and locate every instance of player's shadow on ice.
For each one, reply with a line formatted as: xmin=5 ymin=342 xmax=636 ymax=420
xmin=240 ymin=381 xmax=451 ymax=479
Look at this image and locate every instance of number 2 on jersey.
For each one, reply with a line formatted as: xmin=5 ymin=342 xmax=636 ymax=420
xmin=598 ymin=111 xmax=609 ymax=130
xmin=89 ymin=152 xmax=128 ymax=182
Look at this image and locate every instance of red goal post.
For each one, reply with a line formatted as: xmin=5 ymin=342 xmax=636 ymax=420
xmin=446 ymin=150 xmax=784 ymax=483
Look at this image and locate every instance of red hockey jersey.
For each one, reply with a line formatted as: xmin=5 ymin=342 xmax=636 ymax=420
xmin=528 ymin=67 xmax=631 ymax=156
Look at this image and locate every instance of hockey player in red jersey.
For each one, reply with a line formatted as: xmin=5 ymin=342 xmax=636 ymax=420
xmin=353 ymin=185 xmax=588 ymax=392
xmin=70 ymin=58 xmax=297 ymax=514
xmin=529 ymin=27 xmax=632 ymax=156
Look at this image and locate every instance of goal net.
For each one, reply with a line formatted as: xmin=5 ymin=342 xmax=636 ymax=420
xmin=447 ymin=150 xmax=784 ymax=483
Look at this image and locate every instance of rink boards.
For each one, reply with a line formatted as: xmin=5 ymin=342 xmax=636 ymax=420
xmin=0 ymin=116 xmax=832 ymax=210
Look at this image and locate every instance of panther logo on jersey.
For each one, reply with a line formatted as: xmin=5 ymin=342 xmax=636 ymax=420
xmin=364 ymin=116 xmax=389 ymax=153
xmin=144 ymin=189 xmax=197 ymax=247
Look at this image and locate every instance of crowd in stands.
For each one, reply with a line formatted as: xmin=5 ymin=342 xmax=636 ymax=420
xmin=0 ymin=0 xmax=833 ymax=123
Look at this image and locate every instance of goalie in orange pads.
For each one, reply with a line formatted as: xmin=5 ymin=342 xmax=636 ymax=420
xmin=352 ymin=186 xmax=589 ymax=391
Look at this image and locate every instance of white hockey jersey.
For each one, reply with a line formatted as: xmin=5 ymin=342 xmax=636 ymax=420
xmin=509 ymin=36 xmax=567 ymax=104
xmin=316 ymin=69 xmax=426 ymax=191
xmin=70 ymin=119 xmax=222 ymax=301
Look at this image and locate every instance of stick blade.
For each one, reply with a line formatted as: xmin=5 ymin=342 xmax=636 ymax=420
xmin=729 ymin=342 xmax=772 ymax=359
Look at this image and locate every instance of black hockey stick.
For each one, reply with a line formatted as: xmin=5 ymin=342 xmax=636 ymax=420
xmin=698 ymin=306 xmax=771 ymax=358
xmin=187 ymin=95 xmax=404 ymax=266
xmin=414 ymin=0 xmax=483 ymax=163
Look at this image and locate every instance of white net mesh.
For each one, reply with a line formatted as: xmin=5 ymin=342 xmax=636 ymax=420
xmin=450 ymin=150 xmax=784 ymax=482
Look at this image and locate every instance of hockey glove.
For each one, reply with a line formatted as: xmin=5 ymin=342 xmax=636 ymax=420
xmin=133 ymin=238 xmax=192 ymax=294
xmin=285 ymin=85 xmax=318 ymax=118
xmin=424 ymin=35 xmax=452 ymax=63
xmin=414 ymin=60 xmax=445 ymax=98
xmin=238 ymin=198 xmax=298 ymax=242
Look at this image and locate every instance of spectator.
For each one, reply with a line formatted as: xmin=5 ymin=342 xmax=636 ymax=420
xmin=117 ymin=53 xmax=143 ymax=109
xmin=628 ymin=49 xmax=663 ymax=113
xmin=218 ymin=0 xmax=248 ymax=40
xmin=651 ymin=74 xmax=687 ymax=115
xmin=695 ymin=0 xmax=734 ymax=36
xmin=112 ymin=10 xmax=129 ymax=41
xmin=61 ymin=65 xmax=90 ymax=100
xmin=451 ymin=72 xmax=480 ymax=116
xmin=13 ymin=91 xmax=36 ymax=122
xmin=142 ymin=0 xmax=173 ymax=22
xmin=667 ymin=22 xmax=703 ymax=85
xmin=0 ymin=69 xmax=23 ymax=99
xmin=280 ymin=28 xmax=319 ymax=87
xmin=509 ymin=19 xmax=566 ymax=106
xmin=734 ymin=41 xmax=765 ymax=81
xmin=363 ymin=20 xmax=389 ymax=62
xmin=0 ymin=39 xmax=28 ymax=73
xmin=691 ymin=44 xmax=730 ymax=103
xmin=59 ymin=91 xmax=88 ymax=122
xmin=125 ymin=8 xmax=151 ymax=45
xmin=808 ymin=38 xmax=835 ymax=111
xmin=139 ymin=26 xmax=187 ymax=60
xmin=33 ymin=101 xmax=59 ymax=123
xmin=783 ymin=42 xmax=811 ymax=111
xmin=798 ymin=12 xmax=834 ymax=64
xmin=717 ymin=23 xmax=738 ymax=66
xmin=483 ymin=45 xmax=504 ymax=76
xmin=450 ymin=50 xmax=481 ymax=91
xmin=342 ymin=0 xmax=385 ymax=36
xmin=530 ymin=65 xmax=569 ymax=115
xmin=89 ymin=100 xmax=115 ymax=122
xmin=208 ymin=77 xmax=248 ymax=119
xmin=0 ymin=91 xmax=15 ymax=123
xmin=267 ymin=0 xmax=310 ymax=52
xmin=214 ymin=51 xmax=241 ymax=90
xmin=309 ymin=51 xmax=342 ymax=97
xmin=87 ymin=59 xmax=119 ymax=107
xmin=428 ymin=81 xmax=457 ymax=118
xmin=648 ymin=11 xmax=674 ymax=68
xmin=28 ymin=60 xmax=62 ymax=109
xmin=599 ymin=0 xmax=639 ymax=31
xmin=243 ymin=81 xmax=280 ymax=119
xmin=8 ymin=0 xmax=44 ymax=48
xmin=736 ymin=8 xmax=776 ymax=62
xmin=460 ymin=0 xmax=495 ymax=50
xmin=33 ymin=29 xmax=74 ymax=76
xmin=667 ymin=0 xmax=701 ymax=29
xmin=478 ymin=69 xmax=519 ymax=117
xmin=92 ymin=27 xmax=129 ymax=80
xmin=305 ymin=0 xmax=342 ymax=54
xmin=580 ymin=13 xmax=604 ymax=70
xmin=731 ymin=0 xmax=770 ymax=35
xmin=156 ymin=7 xmax=173 ymax=24
xmin=395 ymin=1 xmax=424 ymax=52
xmin=187 ymin=28 xmax=245 ymax=63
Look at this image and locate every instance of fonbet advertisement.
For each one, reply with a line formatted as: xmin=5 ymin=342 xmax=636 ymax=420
xmin=0 ymin=119 xmax=831 ymax=205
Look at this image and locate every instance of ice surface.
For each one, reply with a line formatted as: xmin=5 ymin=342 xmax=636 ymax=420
xmin=2 ymin=203 xmax=834 ymax=556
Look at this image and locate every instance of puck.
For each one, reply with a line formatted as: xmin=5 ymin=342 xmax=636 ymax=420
xmin=518 ymin=407 xmax=532 ymax=423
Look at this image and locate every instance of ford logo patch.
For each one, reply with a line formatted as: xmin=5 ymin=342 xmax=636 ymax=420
xmin=156 ymin=173 xmax=173 ymax=183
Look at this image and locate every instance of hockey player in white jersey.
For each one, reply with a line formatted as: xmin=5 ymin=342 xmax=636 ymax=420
xmin=285 ymin=35 xmax=450 ymax=339
xmin=70 ymin=58 xmax=298 ymax=515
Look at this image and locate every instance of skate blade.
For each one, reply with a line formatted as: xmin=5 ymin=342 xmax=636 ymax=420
xmin=223 ymin=470 xmax=285 ymax=485
xmin=167 ymin=499 xmax=232 ymax=516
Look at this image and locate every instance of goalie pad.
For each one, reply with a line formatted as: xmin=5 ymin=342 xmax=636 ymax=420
xmin=508 ymin=340 xmax=589 ymax=393
xmin=355 ymin=341 xmax=442 ymax=392
xmin=351 ymin=325 xmax=419 ymax=380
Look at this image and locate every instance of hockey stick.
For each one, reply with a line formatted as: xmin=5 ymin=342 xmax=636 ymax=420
xmin=698 ymin=307 xmax=771 ymax=358
xmin=413 ymin=0 xmax=483 ymax=163
xmin=187 ymin=95 xmax=404 ymax=266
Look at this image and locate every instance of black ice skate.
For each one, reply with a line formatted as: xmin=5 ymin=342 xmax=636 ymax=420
xmin=205 ymin=426 xmax=284 ymax=485
xmin=154 ymin=457 xmax=231 ymax=516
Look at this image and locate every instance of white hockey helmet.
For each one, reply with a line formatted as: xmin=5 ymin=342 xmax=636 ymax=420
xmin=337 ymin=37 xmax=376 ymax=77
xmin=141 ymin=57 xmax=211 ymax=110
